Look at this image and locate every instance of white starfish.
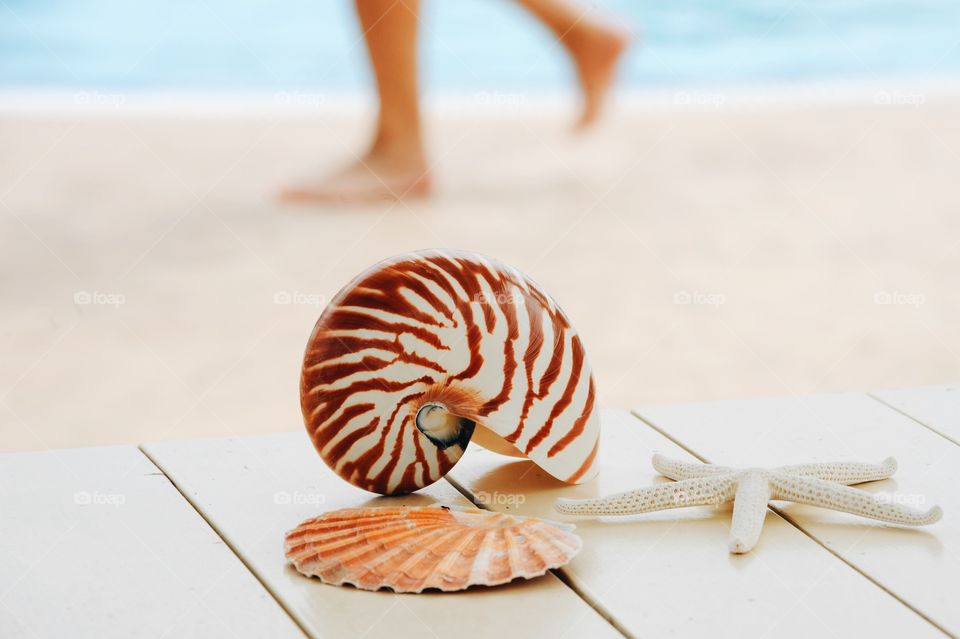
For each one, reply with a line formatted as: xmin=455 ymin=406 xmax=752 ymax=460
xmin=555 ymin=454 xmax=943 ymax=553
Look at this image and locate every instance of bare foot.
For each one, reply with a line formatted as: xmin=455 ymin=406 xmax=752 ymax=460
xmin=280 ymin=148 xmax=430 ymax=204
xmin=566 ymin=17 xmax=631 ymax=129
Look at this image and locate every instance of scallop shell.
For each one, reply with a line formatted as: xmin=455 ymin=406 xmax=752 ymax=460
xmin=301 ymin=249 xmax=600 ymax=495
xmin=284 ymin=505 xmax=582 ymax=593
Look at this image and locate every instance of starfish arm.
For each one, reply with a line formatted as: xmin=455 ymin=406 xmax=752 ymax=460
xmin=555 ymin=474 xmax=738 ymax=516
xmin=769 ymin=473 xmax=943 ymax=526
xmin=775 ymin=457 xmax=898 ymax=485
xmin=729 ymin=471 xmax=772 ymax=554
xmin=652 ymin=454 xmax=739 ymax=480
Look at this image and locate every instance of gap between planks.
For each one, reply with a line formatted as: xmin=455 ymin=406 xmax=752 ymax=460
xmin=138 ymin=444 xmax=312 ymax=639
xmin=628 ymin=405 xmax=953 ymax=639
xmin=867 ymin=393 xmax=960 ymax=449
xmin=441 ymin=473 xmax=634 ymax=639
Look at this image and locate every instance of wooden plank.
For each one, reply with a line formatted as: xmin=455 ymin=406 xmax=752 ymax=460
xmin=636 ymin=392 xmax=959 ymax=636
xmin=143 ymin=433 xmax=620 ymax=639
xmin=872 ymin=384 xmax=960 ymax=446
xmin=445 ymin=409 xmax=936 ymax=639
xmin=0 ymin=446 xmax=303 ymax=639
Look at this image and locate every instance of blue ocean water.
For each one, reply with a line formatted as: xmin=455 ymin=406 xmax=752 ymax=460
xmin=2 ymin=0 xmax=959 ymax=91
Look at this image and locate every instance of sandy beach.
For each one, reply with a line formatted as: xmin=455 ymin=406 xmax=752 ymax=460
xmin=2 ymin=94 xmax=959 ymax=452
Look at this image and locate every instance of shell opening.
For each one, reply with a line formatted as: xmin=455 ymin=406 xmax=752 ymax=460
xmin=415 ymin=403 xmax=475 ymax=451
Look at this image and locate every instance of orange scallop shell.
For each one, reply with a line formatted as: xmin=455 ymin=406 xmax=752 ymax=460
xmin=284 ymin=505 xmax=582 ymax=593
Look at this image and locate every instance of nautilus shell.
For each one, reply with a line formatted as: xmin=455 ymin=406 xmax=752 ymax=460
xmin=301 ymin=249 xmax=600 ymax=495
xmin=284 ymin=505 xmax=582 ymax=592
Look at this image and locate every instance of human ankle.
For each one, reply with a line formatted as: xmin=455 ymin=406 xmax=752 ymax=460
xmin=367 ymin=134 xmax=426 ymax=167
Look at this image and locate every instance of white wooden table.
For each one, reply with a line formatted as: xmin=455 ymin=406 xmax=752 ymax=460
xmin=2 ymin=385 xmax=957 ymax=638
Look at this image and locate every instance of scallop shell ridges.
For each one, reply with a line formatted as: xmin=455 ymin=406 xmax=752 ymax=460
xmin=284 ymin=505 xmax=582 ymax=593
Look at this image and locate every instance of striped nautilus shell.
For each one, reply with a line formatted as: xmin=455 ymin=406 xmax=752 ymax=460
xmin=300 ymin=249 xmax=600 ymax=495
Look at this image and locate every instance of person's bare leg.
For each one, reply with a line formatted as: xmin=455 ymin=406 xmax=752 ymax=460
xmin=517 ymin=0 xmax=630 ymax=128
xmin=282 ymin=0 xmax=428 ymax=203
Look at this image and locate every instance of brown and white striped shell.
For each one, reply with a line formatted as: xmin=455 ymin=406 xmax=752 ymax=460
xmin=284 ymin=505 xmax=582 ymax=592
xmin=301 ymin=249 xmax=600 ymax=495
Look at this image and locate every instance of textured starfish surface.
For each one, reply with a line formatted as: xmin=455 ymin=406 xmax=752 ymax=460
xmin=556 ymin=454 xmax=943 ymax=554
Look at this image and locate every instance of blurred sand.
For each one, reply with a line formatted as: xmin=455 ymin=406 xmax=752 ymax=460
xmin=2 ymin=99 xmax=959 ymax=451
